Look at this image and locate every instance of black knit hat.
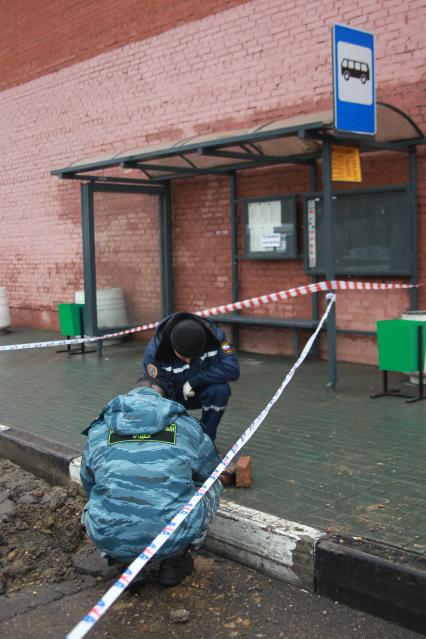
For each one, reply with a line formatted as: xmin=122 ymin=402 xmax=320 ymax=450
xmin=170 ymin=319 xmax=206 ymax=358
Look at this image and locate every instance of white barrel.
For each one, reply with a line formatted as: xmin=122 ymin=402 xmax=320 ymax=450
xmin=401 ymin=311 xmax=426 ymax=383
xmin=75 ymin=288 xmax=128 ymax=328
xmin=0 ymin=288 xmax=11 ymax=331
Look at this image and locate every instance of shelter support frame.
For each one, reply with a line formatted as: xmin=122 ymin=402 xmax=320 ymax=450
xmin=53 ymin=103 xmax=426 ymax=389
xmin=80 ymin=181 xmax=170 ymax=337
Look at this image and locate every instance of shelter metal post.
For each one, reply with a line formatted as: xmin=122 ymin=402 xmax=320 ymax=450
xmin=230 ymin=172 xmax=239 ymax=348
xmin=309 ymin=161 xmax=320 ymax=358
xmin=80 ymin=183 xmax=97 ymax=337
xmin=409 ymin=148 xmax=418 ymax=310
xmin=309 ymin=162 xmax=320 ymax=322
xmin=160 ymin=182 xmax=174 ymax=317
xmin=322 ymin=140 xmax=337 ymax=388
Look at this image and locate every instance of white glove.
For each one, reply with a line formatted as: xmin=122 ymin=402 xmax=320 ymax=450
xmin=183 ymin=381 xmax=195 ymax=401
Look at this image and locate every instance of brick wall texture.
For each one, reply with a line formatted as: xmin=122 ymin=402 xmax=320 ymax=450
xmin=0 ymin=0 xmax=425 ymax=364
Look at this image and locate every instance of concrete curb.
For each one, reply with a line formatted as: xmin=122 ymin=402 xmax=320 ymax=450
xmin=0 ymin=424 xmax=80 ymax=487
xmin=1 ymin=425 xmax=426 ymax=633
xmin=206 ymin=501 xmax=323 ymax=591
xmin=316 ymin=535 xmax=426 ymax=635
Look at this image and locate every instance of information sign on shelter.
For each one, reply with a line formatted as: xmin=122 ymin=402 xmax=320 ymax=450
xmin=333 ymin=24 xmax=376 ymax=135
xmin=331 ymin=145 xmax=362 ymax=182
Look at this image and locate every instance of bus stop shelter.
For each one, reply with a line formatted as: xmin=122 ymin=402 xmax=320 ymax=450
xmin=51 ymin=102 xmax=426 ymax=387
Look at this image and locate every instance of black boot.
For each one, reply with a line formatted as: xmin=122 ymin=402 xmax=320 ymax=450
xmin=106 ymin=556 xmax=145 ymax=591
xmin=159 ymin=549 xmax=194 ymax=587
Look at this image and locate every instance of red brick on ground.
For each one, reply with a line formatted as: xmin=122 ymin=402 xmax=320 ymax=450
xmin=235 ymin=456 xmax=252 ymax=488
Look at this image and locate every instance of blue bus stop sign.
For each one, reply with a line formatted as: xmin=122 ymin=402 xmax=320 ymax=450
xmin=333 ymin=24 xmax=375 ymax=135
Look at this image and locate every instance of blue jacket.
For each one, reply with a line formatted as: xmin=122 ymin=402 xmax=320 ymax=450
xmin=80 ymin=387 xmax=223 ymax=562
xmin=143 ymin=312 xmax=240 ymax=399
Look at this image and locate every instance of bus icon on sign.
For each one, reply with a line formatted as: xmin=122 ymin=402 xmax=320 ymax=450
xmin=341 ymin=59 xmax=370 ymax=84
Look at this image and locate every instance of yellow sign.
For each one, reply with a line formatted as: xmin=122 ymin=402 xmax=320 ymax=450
xmin=331 ymin=145 xmax=362 ymax=182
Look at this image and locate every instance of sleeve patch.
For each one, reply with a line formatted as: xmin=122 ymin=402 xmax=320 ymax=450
xmin=146 ymin=363 xmax=158 ymax=378
xmin=221 ymin=341 xmax=233 ymax=355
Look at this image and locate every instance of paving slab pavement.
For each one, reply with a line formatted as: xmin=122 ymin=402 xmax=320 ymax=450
xmin=1 ymin=327 xmax=426 ymax=632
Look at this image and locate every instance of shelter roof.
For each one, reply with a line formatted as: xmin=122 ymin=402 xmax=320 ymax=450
xmin=51 ymin=102 xmax=425 ymax=182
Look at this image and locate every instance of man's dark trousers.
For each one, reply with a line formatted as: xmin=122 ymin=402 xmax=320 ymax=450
xmin=177 ymin=383 xmax=231 ymax=441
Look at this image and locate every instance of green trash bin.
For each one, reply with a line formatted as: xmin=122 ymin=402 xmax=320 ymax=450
xmin=57 ymin=303 xmax=96 ymax=355
xmin=372 ymin=319 xmax=426 ymax=402
xmin=58 ymin=303 xmax=85 ymax=337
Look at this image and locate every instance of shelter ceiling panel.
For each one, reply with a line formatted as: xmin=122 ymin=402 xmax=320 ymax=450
xmin=255 ymin=136 xmax=321 ymax=156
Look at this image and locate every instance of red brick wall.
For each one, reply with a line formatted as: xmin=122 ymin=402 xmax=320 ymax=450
xmin=0 ymin=179 xmax=84 ymax=330
xmin=172 ymin=175 xmax=233 ymax=312
xmin=93 ymin=191 xmax=162 ymax=326
xmin=0 ymin=0 xmax=250 ymax=91
xmin=0 ymin=0 xmax=425 ymax=364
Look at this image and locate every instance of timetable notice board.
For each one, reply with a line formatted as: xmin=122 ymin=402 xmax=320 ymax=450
xmin=331 ymin=145 xmax=362 ymax=182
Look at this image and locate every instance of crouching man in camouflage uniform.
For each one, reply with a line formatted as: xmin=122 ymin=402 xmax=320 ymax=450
xmin=80 ymin=377 xmax=223 ymax=587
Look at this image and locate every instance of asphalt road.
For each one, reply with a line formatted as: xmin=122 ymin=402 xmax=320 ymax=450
xmin=0 ymin=552 xmax=422 ymax=639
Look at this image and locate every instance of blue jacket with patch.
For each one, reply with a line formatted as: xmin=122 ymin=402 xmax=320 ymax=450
xmin=80 ymin=387 xmax=223 ymax=562
xmin=143 ymin=312 xmax=240 ymax=398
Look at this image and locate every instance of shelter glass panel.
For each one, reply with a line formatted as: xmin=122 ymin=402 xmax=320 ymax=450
xmin=92 ymin=190 xmax=162 ymax=331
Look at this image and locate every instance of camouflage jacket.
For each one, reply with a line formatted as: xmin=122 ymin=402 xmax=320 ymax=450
xmin=80 ymin=386 xmax=223 ymax=561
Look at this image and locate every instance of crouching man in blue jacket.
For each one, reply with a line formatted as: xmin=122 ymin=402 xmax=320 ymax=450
xmin=143 ymin=312 xmax=240 ymax=441
xmin=80 ymin=376 xmax=223 ymax=587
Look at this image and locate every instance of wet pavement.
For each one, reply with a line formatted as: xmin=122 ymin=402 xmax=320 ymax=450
xmin=1 ymin=327 xmax=426 ymax=555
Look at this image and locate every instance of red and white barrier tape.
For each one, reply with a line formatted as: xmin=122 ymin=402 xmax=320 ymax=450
xmin=66 ymin=294 xmax=336 ymax=639
xmin=0 ymin=280 xmax=414 ymax=352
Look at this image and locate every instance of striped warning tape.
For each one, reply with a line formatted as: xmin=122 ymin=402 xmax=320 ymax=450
xmin=65 ymin=294 xmax=336 ymax=639
xmin=0 ymin=280 xmax=414 ymax=353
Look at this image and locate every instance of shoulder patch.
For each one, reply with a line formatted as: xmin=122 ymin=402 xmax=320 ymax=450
xmin=221 ymin=341 xmax=234 ymax=355
xmin=146 ymin=363 xmax=158 ymax=378
xmin=108 ymin=423 xmax=177 ymax=445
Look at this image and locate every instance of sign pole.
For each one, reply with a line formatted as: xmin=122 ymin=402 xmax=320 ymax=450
xmin=322 ymin=139 xmax=337 ymax=389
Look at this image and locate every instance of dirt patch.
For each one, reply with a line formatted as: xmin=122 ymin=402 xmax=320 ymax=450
xmin=0 ymin=458 xmax=87 ymax=595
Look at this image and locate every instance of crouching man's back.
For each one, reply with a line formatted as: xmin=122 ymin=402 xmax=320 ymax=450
xmin=80 ymin=377 xmax=223 ymax=586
